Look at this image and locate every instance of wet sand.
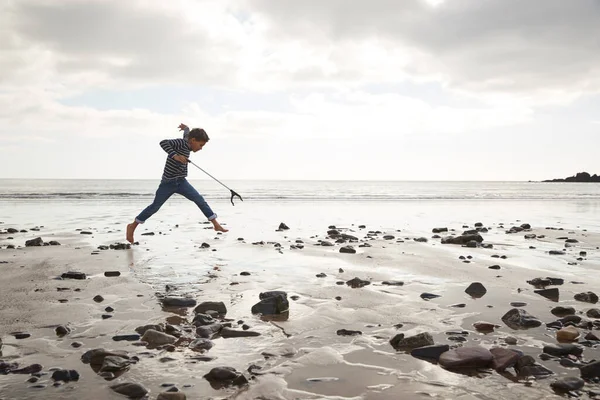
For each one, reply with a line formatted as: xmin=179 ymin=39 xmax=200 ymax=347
xmin=1 ymin=218 xmax=600 ymax=400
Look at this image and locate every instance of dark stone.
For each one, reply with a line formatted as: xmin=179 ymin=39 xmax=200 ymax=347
xmin=488 ymin=265 xmax=501 ymax=270
xmin=421 ymin=293 xmax=441 ymax=300
xmin=278 ymin=223 xmax=290 ymax=230
xmin=11 ymin=364 xmax=43 ymax=374
xmin=390 ymin=332 xmax=434 ymax=350
xmin=432 ymin=227 xmax=448 ymax=233
xmin=534 ymin=288 xmax=559 ymax=302
xmin=410 ymin=344 xmax=449 ymax=361
xmin=13 ymin=332 xmax=30 ymax=339
xmin=501 ymin=308 xmax=542 ymax=330
xmin=104 ymin=271 xmax=121 ymax=277
xmin=61 ymin=271 xmax=86 ymax=280
xmin=337 ymin=329 xmax=362 ymax=336
xmin=316 ymin=273 xmax=327 ymax=278
xmin=441 ymin=234 xmax=484 ymax=245
xmin=220 ymin=327 xmax=260 ymax=338
xmin=93 ymin=295 xmax=104 ymax=303
xmin=346 ymin=277 xmax=370 ymax=288
xmin=110 ymin=382 xmax=149 ymax=398
xmin=25 ymin=237 xmax=44 ymax=247
xmin=201 ymin=242 xmax=210 ymax=248
xmin=55 ymin=325 xmax=70 ymax=337
xmin=162 ymin=297 xmax=197 ymax=308
xmin=414 ymin=237 xmax=428 ymax=243
xmin=580 ymin=360 xmax=600 ymax=380
xmin=543 ymin=344 xmax=584 ymax=357
xmin=112 ymin=334 xmax=141 ymax=342
xmin=382 ymin=281 xmax=404 ymax=286
xmin=100 ymin=356 xmax=132 ymax=373
xmin=193 ymin=313 xmax=215 ymax=327
xmin=587 ymin=308 xmax=600 ymax=318
xmin=196 ymin=323 xmax=223 ymax=339
xmin=575 ymin=292 xmax=598 ymax=304
xmin=549 ymin=250 xmax=565 ymax=255
xmin=551 ymin=377 xmax=585 ymax=392
xmin=48 ymin=241 xmax=61 ymax=246
xmin=490 ymin=348 xmax=521 ymax=372
xmin=510 ymin=302 xmax=527 ymax=307
xmin=340 ymin=246 xmax=356 ymax=254
xmin=551 ymin=306 xmax=576 ymax=317
xmin=465 ymin=282 xmax=487 ymax=298
xmin=251 ymin=292 xmax=289 ymax=315
xmin=51 ymin=369 xmax=80 ymax=382
xmin=195 ymin=301 xmax=227 ymax=315
xmin=240 ymin=271 xmax=251 ymax=276
xmin=439 ymin=347 xmax=494 ymax=369
xmin=203 ymin=367 xmax=248 ymax=388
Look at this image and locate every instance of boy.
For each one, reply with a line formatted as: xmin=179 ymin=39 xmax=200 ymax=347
xmin=126 ymin=123 xmax=228 ymax=244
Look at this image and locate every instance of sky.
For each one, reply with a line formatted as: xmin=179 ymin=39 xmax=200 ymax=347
xmin=0 ymin=0 xmax=599 ymax=181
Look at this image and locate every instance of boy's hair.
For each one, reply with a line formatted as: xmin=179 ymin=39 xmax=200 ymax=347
xmin=189 ymin=128 xmax=210 ymax=142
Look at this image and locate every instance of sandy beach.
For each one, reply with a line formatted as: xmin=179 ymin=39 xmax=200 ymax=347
xmin=2 ymin=196 xmax=600 ymax=400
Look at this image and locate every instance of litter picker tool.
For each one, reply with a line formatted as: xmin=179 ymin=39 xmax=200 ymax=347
xmin=188 ymin=160 xmax=243 ymax=206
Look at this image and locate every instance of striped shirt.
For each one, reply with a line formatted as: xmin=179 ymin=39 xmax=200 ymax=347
xmin=159 ymin=127 xmax=190 ymax=181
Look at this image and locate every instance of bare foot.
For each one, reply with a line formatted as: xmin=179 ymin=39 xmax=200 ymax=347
xmin=126 ymin=223 xmax=137 ymax=243
xmin=213 ymin=222 xmax=229 ymax=233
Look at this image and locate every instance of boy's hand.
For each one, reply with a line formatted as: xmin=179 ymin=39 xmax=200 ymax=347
xmin=173 ymin=155 xmax=188 ymax=164
xmin=178 ymin=123 xmax=188 ymax=131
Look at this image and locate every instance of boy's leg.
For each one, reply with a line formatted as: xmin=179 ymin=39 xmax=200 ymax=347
xmin=127 ymin=181 xmax=177 ymax=243
xmin=176 ymin=179 xmax=228 ymax=232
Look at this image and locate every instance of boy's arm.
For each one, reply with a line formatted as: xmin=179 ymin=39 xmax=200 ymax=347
xmin=179 ymin=123 xmax=190 ymax=140
xmin=160 ymin=139 xmax=178 ymax=159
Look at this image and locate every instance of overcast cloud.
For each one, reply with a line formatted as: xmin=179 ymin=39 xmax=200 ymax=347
xmin=0 ymin=0 xmax=598 ymax=180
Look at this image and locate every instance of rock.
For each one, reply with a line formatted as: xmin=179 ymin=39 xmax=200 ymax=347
xmin=25 ymin=237 xmax=44 ymax=247
xmin=534 ymin=288 xmax=559 ymax=302
xmin=382 ymin=281 xmax=404 ymax=286
xmin=515 ymin=356 xmax=554 ymax=378
xmin=11 ymin=364 xmax=43 ymax=374
xmin=93 ymin=295 xmax=104 ymax=303
xmin=432 ymin=227 xmax=448 ymax=233
xmin=278 ymin=223 xmax=289 ymax=230
xmin=316 ymin=273 xmax=327 ymax=278
xmin=473 ymin=322 xmax=498 ymax=333
xmin=157 ymin=393 xmax=187 ymax=400
xmin=110 ymin=383 xmax=149 ymax=398
xmin=410 ymin=344 xmax=449 ymax=361
xmin=81 ymin=349 xmax=130 ymax=366
xmin=420 ymin=293 xmax=441 ymax=300
xmin=524 ymin=234 xmax=536 ymax=239
xmin=490 ymin=348 xmax=521 ymax=372
xmin=196 ymin=323 xmax=223 ymax=339
xmin=587 ymin=308 xmax=600 ymax=318
xmin=141 ymin=329 xmax=177 ymax=346
xmin=510 ymin=302 xmax=527 ymax=307
xmin=55 ymin=325 xmax=70 ymax=337
xmin=13 ymin=332 xmax=30 ymax=339
xmin=581 ymin=360 xmax=600 ymax=380
xmin=61 ymin=271 xmax=86 ymax=280
xmin=441 ymin=234 xmax=484 ymax=245
xmin=465 ymin=282 xmax=487 ymax=298
xmin=193 ymin=314 xmax=215 ymax=327
xmin=203 ymin=367 xmax=248 ymax=388
xmin=551 ymin=306 xmax=576 ymax=317
xmin=439 ymin=347 xmax=494 ymax=369
xmin=200 ymin=242 xmax=210 ymax=248
xmin=549 ymin=250 xmax=565 ymax=255
xmin=505 ymin=337 xmax=518 ymax=345
xmin=195 ymin=301 xmax=227 ymax=315
xmin=162 ymin=297 xmax=197 ymax=308
xmin=557 ymin=326 xmax=580 ymax=342
xmin=220 ymin=327 xmax=261 ymax=338
xmin=337 ymin=329 xmax=362 ymax=336
xmin=383 ymin=235 xmax=395 ymax=240
xmin=414 ymin=237 xmax=428 ymax=243
xmin=575 ymin=292 xmax=599 ymax=303
xmin=488 ymin=265 xmax=501 ymax=270
xmin=48 ymin=241 xmax=61 ymax=246
xmin=551 ymin=377 xmax=585 ymax=392
xmin=346 ymin=277 xmax=370 ymax=288
xmin=112 ymin=334 xmax=141 ymax=342
xmin=320 ymin=240 xmax=334 ymax=246
xmin=339 ymin=246 xmax=356 ymax=254
xmin=51 ymin=369 xmax=80 ymax=382
xmin=240 ymin=271 xmax=251 ymax=276
xmin=100 ymin=356 xmax=132 ymax=373
xmin=543 ymin=344 xmax=584 ymax=357
xmin=390 ymin=332 xmax=434 ymax=350
xmin=501 ymin=308 xmax=542 ymax=330
xmin=251 ymin=292 xmax=289 ymax=315
xmin=189 ymin=338 xmax=214 ymax=351
xmin=104 ymin=271 xmax=121 ymax=277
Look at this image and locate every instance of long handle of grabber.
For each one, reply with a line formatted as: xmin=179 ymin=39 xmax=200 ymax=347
xmin=188 ymin=160 xmax=232 ymax=191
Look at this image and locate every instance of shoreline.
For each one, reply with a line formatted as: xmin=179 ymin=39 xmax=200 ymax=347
xmin=1 ymin=216 xmax=600 ymax=399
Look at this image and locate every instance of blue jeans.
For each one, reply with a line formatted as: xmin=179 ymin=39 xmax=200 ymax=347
xmin=136 ymin=178 xmax=216 ymax=223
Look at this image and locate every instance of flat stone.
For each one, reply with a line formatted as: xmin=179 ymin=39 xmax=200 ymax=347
xmin=61 ymin=271 xmax=86 ymax=280
xmin=195 ymin=301 xmax=227 ymax=315
xmin=410 ymin=344 xmax=449 ymax=361
xmin=390 ymin=332 xmax=434 ymax=350
xmin=339 ymin=246 xmax=356 ymax=254
xmin=220 ymin=327 xmax=260 ymax=338
xmin=346 ymin=277 xmax=370 ymax=288
xmin=157 ymin=393 xmax=187 ymax=400
xmin=189 ymin=338 xmax=214 ymax=351
xmin=439 ymin=346 xmax=494 ymax=369
xmin=490 ymin=348 xmax=521 ymax=372
xmin=581 ymin=360 xmax=600 ymax=380
xmin=382 ymin=280 xmax=404 ymax=286
xmin=543 ymin=343 xmax=584 ymax=357
xmin=473 ymin=322 xmax=498 ymax=333
xmin=141 ymin=330 xmax=177 ymax=346
xmin=336 ymin=329 xmax=362 ymax=336
xmin=162 ymin=297 xmax=197 ymax=308
xmin=51 ymin=369 xmax=80 ymax=382
xmin=575 ymin=291 xmax=599 ymax=304
xmin=551 ymin=377 xmax=585 ymax=392
xmin=551 ymin=306 xmax=576 ymax=317
xmin=534 ymin=288 xmax=559 ymax=302
xmin=420 ymin=293 xmax=441 ymax=300
xmin=110 ymin=383 xmax=148 ymax=398
xmin=203 ymin=367 xmax=248 ymax=388
xmin=586 ymin=308 xmax=600 ymax=318
xmin=104 ymin=271 xmax=121 ymax=277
